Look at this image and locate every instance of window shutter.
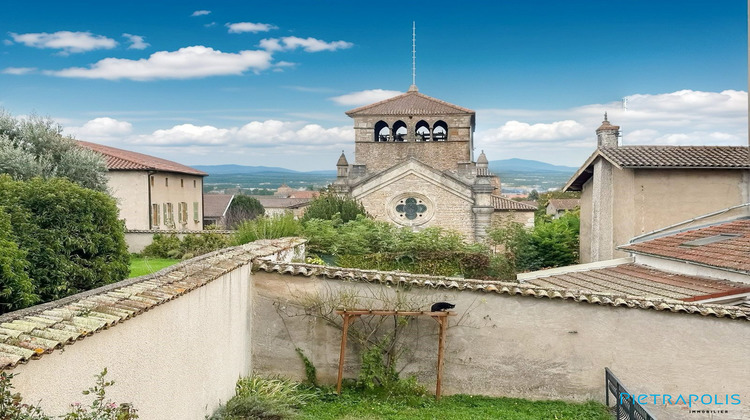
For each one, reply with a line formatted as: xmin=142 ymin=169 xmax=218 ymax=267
xmin=193 ymin=202 xmax=199 ymax=221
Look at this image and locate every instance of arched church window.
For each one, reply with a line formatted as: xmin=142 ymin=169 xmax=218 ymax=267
xmin=415 ymin=120 xmax=430 ymax=141
xmin=393 ymin=120 xmax=407 ymax=142
xmin=374 ymin=121 xmax=390 ymax=142
xmin=433 ymin=120 xmax=448 ymax=141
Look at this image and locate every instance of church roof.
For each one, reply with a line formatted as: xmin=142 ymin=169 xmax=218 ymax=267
xmin=345 ymin=88 xmax=474 ymax=117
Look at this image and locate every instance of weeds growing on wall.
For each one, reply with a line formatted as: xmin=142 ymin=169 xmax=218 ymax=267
xmin=0 ymin=369 xmax=138 ymax=420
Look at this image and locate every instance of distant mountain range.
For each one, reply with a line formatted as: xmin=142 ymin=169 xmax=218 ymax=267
xmin=195 ymin=159 xmax=576 ymax=175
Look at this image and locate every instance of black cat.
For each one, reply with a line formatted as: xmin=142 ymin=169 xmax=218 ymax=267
xmin=431 ymin=302 xmax=456 ymax=312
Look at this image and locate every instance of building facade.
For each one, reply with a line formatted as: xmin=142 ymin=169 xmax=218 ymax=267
xmin=564 ymin=117 xmax=750 ymax=262
xmin=333 ymin=85 xmax=521 ymax=241
xmin=78 ymin=141 xmax=207 ymax=231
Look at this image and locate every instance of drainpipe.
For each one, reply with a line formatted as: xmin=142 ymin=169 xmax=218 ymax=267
xmin=147 ymin=170 xmax=156 ymax=230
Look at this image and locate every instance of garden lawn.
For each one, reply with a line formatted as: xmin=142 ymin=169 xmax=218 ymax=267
xmin=128 ymin=257 xmax=180 ymax=278
xmin=298 ymin=390 xmax=611 ymax=420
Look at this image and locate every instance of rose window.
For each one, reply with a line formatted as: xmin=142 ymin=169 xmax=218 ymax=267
xmin=395 ymin=197 xmax=427 ymax=220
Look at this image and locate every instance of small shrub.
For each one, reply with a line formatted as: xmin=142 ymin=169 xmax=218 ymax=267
xmin=209 ymin=395 xmax=294 ymax=420
xmin=142 ymin=233 xmax=229 ymax=260
xmin=233 ymin=214 xmax=301 ymax=245
xmin=301 ymin=194 xmax=368 ymax=223
xmin=0 ymin=371 xmax=51 ymax=420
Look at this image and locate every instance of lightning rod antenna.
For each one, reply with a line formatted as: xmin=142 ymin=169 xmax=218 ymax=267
xmin=412 ymin=21 xmax=416 ymax=87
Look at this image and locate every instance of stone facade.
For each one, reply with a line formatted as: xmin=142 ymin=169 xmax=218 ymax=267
xmin=334 ymin=86 xmax=503 ymax=241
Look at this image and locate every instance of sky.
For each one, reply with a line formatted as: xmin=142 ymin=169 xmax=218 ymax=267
xmin=0 ymin=0 xmax=747 ymax=171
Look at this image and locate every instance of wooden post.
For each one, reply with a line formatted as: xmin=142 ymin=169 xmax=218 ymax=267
xmin=435 ymin=315 xmax=447 ymax=400
xmin=336 ymin=314 xmax=351 ymax=395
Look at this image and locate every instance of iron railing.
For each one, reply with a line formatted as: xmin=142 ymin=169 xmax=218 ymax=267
xmin=605 ymin=367 xmax=656 ymax=420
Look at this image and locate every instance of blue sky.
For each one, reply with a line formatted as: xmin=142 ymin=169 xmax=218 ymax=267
xmin=1 ymin=0 xmax=747 ymax=171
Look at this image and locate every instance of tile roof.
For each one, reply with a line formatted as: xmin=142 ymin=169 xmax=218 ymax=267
xmin=620 ymin=218 xmax=750 ymax=274
xmin=565 ymin=146 xmax=749 ymax=191
xmin=254 ymin=261 xmax=750 ymax=321
xmin=492 ymin=195 xmax=538 ymax=211
xmin=77 ymin=141 xmax=208 ymax=176
xmin=547 ymin=198 xmax=580 ymax=211
xmin=287 ymin=191 xmax=320 ymax=199
xmin=0 ymin=239 xmax=304 ymax=369
xmin=523 ymin=263 xmax=750 ymax=302
xmin=250 ymin=196 xmax=313 ymax=209
xmin=346 ymin=89 xmax=474 ymax=116
xmin=203 ymin=194 xmax=234 ymax=219
xmin=599 ymin=146 xmax=749 ymax=168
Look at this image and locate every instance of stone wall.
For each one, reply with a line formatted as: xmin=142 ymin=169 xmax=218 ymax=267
xmin=251 ymin=269 xmax=750 ymax=420
xmin=354 ymin=141 xmax=472 ymax=173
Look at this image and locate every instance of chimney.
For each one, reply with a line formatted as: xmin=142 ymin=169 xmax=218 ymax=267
xmin=596 ymin=112 xmax=620 ymax=148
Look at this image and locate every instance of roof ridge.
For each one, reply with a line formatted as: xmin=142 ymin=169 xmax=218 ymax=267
xmin=345 ymin=89 xmax=475 ymax=116
xmin=77 ymin=140 xmax=208 ymax=176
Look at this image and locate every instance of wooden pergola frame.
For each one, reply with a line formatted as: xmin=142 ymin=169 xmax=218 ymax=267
xmin=334 ymin=309 xmax=456 ymax=400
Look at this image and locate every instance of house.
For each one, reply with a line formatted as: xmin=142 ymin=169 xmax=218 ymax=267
xmin=333 ymin=85 xmax=514 ymax=241
xmin=519 ymin=205 xmax=750 ymax=307
xmin=249 ymin=196 xmax=313 ymax=218
xmin=77 ymin=141 xmax=207 ymax=231
xmin=545 ymin=198 xmax=580 ymax=219
xmin=203 ymin=194 xmax=234 ymax=227
xmin=563 ymin=115 xmax=749 ymax=262
xmin=492 ymin=195 xmax=537 ymax=227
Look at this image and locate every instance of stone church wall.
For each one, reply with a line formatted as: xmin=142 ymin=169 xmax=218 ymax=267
xmin=355 ymin=141 xmax=471 ymax=173
xmin=354 ymin=172 xmax=475 ymax=239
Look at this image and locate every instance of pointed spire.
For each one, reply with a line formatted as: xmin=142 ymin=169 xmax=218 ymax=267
xmin=477 ymin=150 xmax=488 ymax=167
xmin=336 ymin=150 xmax=348 ymax=166
xmin=604 ymin=112 xmax=608 ymax=122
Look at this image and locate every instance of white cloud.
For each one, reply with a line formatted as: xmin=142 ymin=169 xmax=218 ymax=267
xmin=259 ymin=36 xmax=353 ymax=52
xmin=329 ymin=89 xmax=402 ymax=106
xmin=122 ymin=33 xmax=149 ymax=50
xmin=48 ymin=46 xmax=273 ymax=80
xmin=474 ymin=89 xmax=748 ymax=165
xmin=9 ymin=31 xmax=117 ymax=54
xmin=2 ymin=67 xmax=36 ymax=75
xmin=131 ymin=120 xmax=353 ymax=148
xmin=191 ymin=10 xmax=211 ymax=16
xmin=226 ymin=22 xmax=278 ymax=34
xmin=64 ymin=117 xmax=133 ymax=142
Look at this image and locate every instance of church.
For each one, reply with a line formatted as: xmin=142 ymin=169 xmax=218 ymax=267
xmin=333 ymin=84 xmax=536 ymax=242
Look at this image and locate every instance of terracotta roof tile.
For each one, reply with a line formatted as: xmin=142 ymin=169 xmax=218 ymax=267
xmin=346 ymin=90 xmax=474 ymax=116
xmin=492 ymin=195 xmax=537 ymax=211
xmin=620 ymin=218 xmax=750 ymax=274
xmin=0 ymin=238 xmax=305 ymax=369
xmin=248 ymin=196 xmax=313 ymax=209
xmin=77 ymin=141 xmax=207 ymax=176
xmin=600 ymin=146 xmax=749 ymax=168
xmin=254 ymin=261 xmax=750 ymax=321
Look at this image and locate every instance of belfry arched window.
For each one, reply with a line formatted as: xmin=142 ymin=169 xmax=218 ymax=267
xmin=433 ymin=120 xmax=448 ymax=141
xmin=374 ymin=121 xmax=390 ymax=142
xmin=393 ymin=120 xmax=407 ymax=142
xmin=415 ymin=120 xmax=430 ymax=141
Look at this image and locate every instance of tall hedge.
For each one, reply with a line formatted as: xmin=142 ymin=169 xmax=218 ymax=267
xmin=0 ymin=207 xmax=37 ymax=313
xmin=0 ymin=175 xmax=129 ymax=306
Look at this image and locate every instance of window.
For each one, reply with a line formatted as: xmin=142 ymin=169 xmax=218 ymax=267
xmin=150 ymin=176 xmax=154 ymax=187
xmin=178 ymin=202 xmax=188 ymax=224
xmin=193 ymin=180 xmax=197 ymax=188
xmin=165 ymin=177 xmax=169 ymax=187
xmin=165 ymin=203 xmax=173 ymax=225
xmin=181 ymin=179 xmax=184 ymax=188
xmin=193 ymin=202 xmax=199 ymax=222
xmin=151 ymin=203 xmax=159 ymax=226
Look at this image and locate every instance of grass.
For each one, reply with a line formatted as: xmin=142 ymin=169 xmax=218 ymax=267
xmin=128 ymin=257 xmax=180 ymax=278
xmin=298 ymin=390 xmax=612 ymax=420
xmin=211 ymin=376 xmax=611 ymax=420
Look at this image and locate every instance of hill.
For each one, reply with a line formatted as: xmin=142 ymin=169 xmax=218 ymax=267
xmin=488 ymin=158 xmax=577 ymax=173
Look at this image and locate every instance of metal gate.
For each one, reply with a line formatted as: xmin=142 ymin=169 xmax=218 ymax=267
xmin=605 ymin=367 xmax=656 ymax=420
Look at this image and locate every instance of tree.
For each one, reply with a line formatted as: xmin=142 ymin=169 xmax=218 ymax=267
xmin=0 ymin=175 xmax=129 ymax=304
xmin=0 ymin=110 xmax=108 ymax=191
xmin=224 ymin=195 xmax=265 ymax=229
xmin=0 ymin=207 xmax=37 ymax=313
xmin=528 ymin=189 xmax=539 ymax=200
xmin=301 ymin=193 xmax=368 ymax=223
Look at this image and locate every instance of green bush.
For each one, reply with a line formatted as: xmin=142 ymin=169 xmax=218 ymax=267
xmin=233 ymin=213 xmax=302 ymax=245
xmin=301 ymin=194 xmax=368 ymax=223
xmin=142 ymin=232 xmax=230 ymax=260
xmin=0 ymin=207 xmax=37 ymax=312
xmin=224 ymin=195 xmax=265 ymax=229
xmin=0 ymin=176 xmax=129 ymax=305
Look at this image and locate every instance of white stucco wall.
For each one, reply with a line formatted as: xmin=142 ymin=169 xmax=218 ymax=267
xmin=107 ymin=171 xmax=150 ymax=230
xmin=9 ymin=265 xmax=253 ymax=419
xmin=150 ymin=171 xmax=204 ymax=231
